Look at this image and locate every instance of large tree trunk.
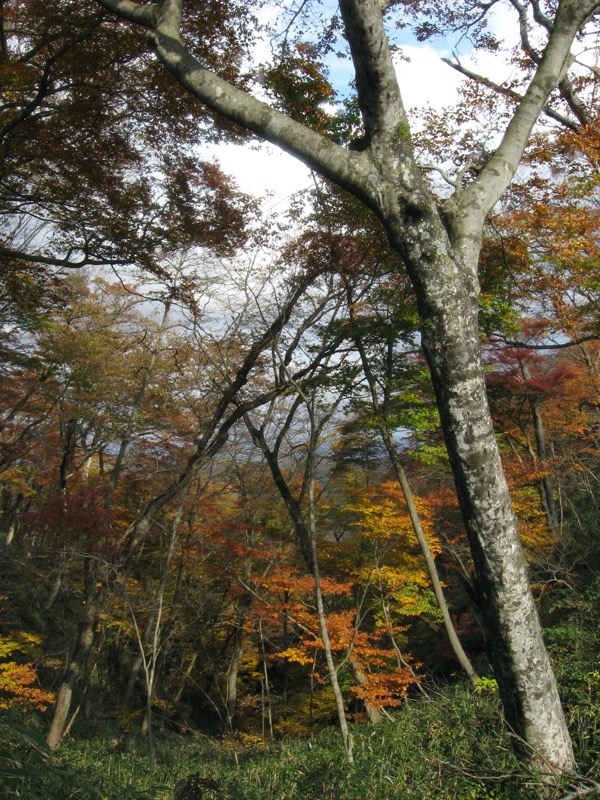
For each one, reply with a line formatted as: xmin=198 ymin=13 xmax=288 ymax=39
xmin=338 ymin=0 xmax=577 ymax=772
xmin=372 ymin=194 xmax=574 ymax=769
xmin=396 ymin=217 xmax=573 ymax=771
xmin=427 ymin=301 xmax=572 ymax=769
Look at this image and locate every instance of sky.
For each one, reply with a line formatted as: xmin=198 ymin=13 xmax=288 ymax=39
xmin=207 ymin=1 xmax=520 ymax=208
xmin=211 ymin=44 xmax=467 ymax=203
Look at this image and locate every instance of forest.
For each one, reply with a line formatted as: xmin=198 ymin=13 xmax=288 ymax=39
xmin=0 ymin=0 xmax=599 ymax=798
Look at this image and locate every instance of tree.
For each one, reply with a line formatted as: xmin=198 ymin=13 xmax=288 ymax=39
xmin=88 ymin=0 xmax=600 ymax=773
xmin=0 ymin=0 xmax=257 ymax=272
xmin=42 ymin=256 xmax=329 ymax=748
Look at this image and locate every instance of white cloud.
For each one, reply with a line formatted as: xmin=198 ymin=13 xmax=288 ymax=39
xmin=210 ymin=140 xmax=312 ymax=207
xmin=393 ymin=45 xmax=464 ymax=113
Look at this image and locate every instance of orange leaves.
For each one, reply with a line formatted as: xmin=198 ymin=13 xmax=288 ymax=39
xmin=0 ymin=631 xmax=54 ymax=712
xmin=351 ymin=666 xmax=417 ymax=709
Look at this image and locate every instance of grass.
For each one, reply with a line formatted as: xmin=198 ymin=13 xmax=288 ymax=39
xmin=4 ymin=682 xmax=595 ymax=800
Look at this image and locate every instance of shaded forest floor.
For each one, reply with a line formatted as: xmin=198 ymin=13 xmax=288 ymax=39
xmin=2 ymin=680 xmax=600 ymax=800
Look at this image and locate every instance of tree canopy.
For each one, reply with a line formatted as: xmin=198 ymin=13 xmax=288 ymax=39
xmin=0 ymin=0 xmax=599 ymax=792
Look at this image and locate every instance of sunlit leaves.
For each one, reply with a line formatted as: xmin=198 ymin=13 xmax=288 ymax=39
xmin=0 ymin=623 xmax=54 ymax=712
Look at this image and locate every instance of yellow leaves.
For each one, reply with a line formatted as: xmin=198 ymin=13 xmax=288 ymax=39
xmin=0 ymin=632 xmax=55 ymax=711
xmin=503 ymin=460 xmax=558 ymax=556
xmin=343 ymin=481 xmax=446 ymax=622
xmin=0 ymin=631 xmax=43 ymax=660
xmin=362 ymin=560 xmax=429 ymax=593
xmin=278 ymin=646 xmax=315 ymax=666
xmin=347 ymin=481 xmax=442 ymax=556
xmin=222 ymin=731 xmax=268 ymax=752
xmin=0 ymin=467 xmax=37 ymax=497
xmin=105 ymin=615 xmax=135 ymax=637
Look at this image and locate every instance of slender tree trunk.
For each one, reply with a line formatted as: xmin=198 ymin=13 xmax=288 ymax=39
xmin=59 ymin=416 xmax=78 ymax=493
xmin=1 ymin=491 xmax=22 ymax=545
xmin=519 ymin=361 xmax=560 ymax=533
xmin=348 ymin=314 xmax=477 ymax=684
xmin=258 ymin=618 xmax=274 ymax=740
xmin=244 ymin=404 xmax=354 ymax=762
xmin=381 ymin=428 xmax=478 ymax=683
xmin=349 ymin=659 xmax=385 ymax=725
xmin=122 ymin=610 xmax=157 ymax=708
xmin=171 ymin=652 xmax=198 ymax=705
xmin=136 ymin=490 xmax=186 ymax=759
xmin=307 ymin=465 xmax=354 ymax=764
xmin=224 ymin=593 xmax=251 ymax=732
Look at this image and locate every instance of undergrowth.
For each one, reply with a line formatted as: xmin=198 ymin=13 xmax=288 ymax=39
xmin=3 ymin=681 xmax=597 ymax=800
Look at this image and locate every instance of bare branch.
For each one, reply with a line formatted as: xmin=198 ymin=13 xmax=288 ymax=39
xmin=507 ymin=0 xmax=593 ymax=125
xmin=0 ymin=246 xmax=130 ymax=269
xmin=442 ymin=57 xmax=580 ymax=131
xmin=449 ymin=0 xmax=600 ymax=221
xmin=419 ymin=162 xmax=458 ymax=187
xmin=490 ymin=332 xmax=600 ymax=350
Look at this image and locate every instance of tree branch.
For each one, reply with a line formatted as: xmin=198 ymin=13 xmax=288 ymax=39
xmin=490 ymin=332 xmax=600 ymax=350
xmin=507 ymin=0 xmax=593 ymax=125
xmin=94 ymin=0 xmax=157 ymax=27
xmin=95 ymin=0 xmax=374 ymax=207
xmin=338 ymin=0 xmax=407 ymax=150
xmin=0 ymin=246 xmax=130 ymax=268
xmin=448 ymin=0 xmax=600 ymax=223
xmin=442 ymin=57 xmax=580 ymax=131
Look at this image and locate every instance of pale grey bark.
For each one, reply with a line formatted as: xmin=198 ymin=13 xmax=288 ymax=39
xmin=130 ymin=490 xmax=185 ymax=768
xmin=93 ymin=0 xmax=600 ymax=774
xmin=224 ymin=591 xmax=251 ymax=732
xmin=306 ymin=428 xmax=354 ymax=764
xmin=47 ymin=593 xmax=101 ymax=749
